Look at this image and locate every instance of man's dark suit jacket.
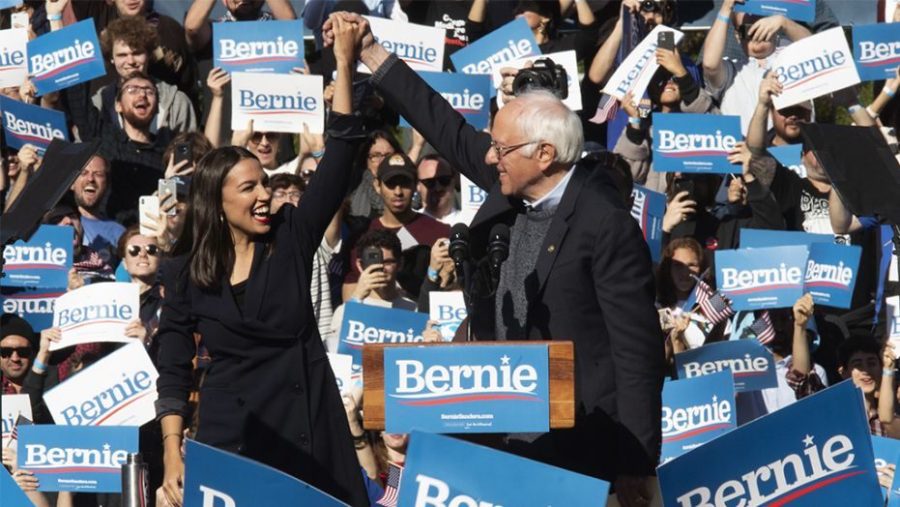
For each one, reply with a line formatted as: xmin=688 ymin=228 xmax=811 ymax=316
xmin=370 ymin=55 xmax=666 ymax=479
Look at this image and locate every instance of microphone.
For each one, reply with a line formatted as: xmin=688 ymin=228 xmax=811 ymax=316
xmin=488 ymin=223 xmax=509 ymax=273
xmin=448 ymin=223 xmax=470 ymax=267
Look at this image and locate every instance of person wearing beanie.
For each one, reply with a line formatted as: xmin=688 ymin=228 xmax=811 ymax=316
xmin=0 ymin=314 xmax=38 ymax=394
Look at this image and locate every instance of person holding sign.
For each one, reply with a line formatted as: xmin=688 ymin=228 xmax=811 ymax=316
xmin=155 ymin=15 xmax=368 ymax=507
xmin=326 ymin=12 xmax=665 ymax=505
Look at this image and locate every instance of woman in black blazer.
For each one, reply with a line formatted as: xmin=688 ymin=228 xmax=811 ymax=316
xmin=155 ymin=17 xmax=369 ymax=507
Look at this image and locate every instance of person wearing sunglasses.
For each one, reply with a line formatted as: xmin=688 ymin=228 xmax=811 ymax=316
xmin=0 ymin=314 xmax=38 ymax=395
xmin=702 ymin=0 xmax=813 ymax=134
xmin=417 ymin=155 xmax=461 ymax=225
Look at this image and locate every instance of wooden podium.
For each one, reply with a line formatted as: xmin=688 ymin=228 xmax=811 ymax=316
xmin=362 ymin=341 xmax=575 ymax=430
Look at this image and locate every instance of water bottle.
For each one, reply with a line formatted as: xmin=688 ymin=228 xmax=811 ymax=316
xmin=121 ymin=452 xmax=148 ymax=507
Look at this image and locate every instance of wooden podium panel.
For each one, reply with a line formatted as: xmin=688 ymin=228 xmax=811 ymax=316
xmin=362 ymin=341 xmax=575 ymax=430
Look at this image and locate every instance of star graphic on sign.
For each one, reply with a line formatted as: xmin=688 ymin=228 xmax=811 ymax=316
xmin=803 ymin=434 xmax=814 ymax=447
xmin=500 ymin=355 xmax=510 ymax=365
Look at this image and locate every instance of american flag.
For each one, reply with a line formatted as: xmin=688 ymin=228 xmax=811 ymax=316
xmin=376 ymin=463 xmax=403 ymax=507
xmin=693 ymin=277 xmax=735 ymax=325
xmin=743 ymin=311 xmax=776 ymax=345
xmin=588 ymin=94 xmax=619 ymax=125
xmin=7 ymin=414 xmax=33 ymax=445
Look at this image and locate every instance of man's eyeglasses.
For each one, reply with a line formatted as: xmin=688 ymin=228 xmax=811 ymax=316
xmin=249 ymin=132 xmax=281 ymax=145
xmin=127 ymin=244 xmax=160 ymax=257
xmin=0 ymin=346 xmax=32 ymax=358
xmin=490 ymin=140 xmax=538 ymax=160
xmin=123 ymin=85 xmax=157 ymax=97
xmin=368 ymin=151 xmax=394 ymax=162
xmin=640 ymin=0 xmax=662 ymax=13
xmin=273 ymin=190 xmax=302 ymax=200
xmin=419 ymin=176 xmax=453 ymax=189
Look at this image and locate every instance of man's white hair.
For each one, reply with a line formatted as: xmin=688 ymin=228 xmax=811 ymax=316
xmin=512 ymin=90 xmax=584 ymax=165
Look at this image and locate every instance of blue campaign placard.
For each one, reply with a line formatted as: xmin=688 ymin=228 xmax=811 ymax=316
xmin=1 ymin=467 xmax=33 ymax=507
xmin=652 ymin=113 xmax=743 ymax=174
xmin=853 ymin=23 xmax=900 ymax=82
xmin=735 ymin=0 xmax=816 ymax=22
xmin=658 ymin=380 xmax=881 ymax=507
xmin=769 ymin=144 xmax=804 ymax=174
xmin=337 ymin=302 xmax=430 ymax=378
xmin=0 ymin=95 xmax=69 ymax=153
xmin=450 ymin=18 xmax=539 ymax=80
xmin=213 ymin=20 xmax=304 ymax=74
xmin=716 ymin=246 xmax=809 ymax=310
xmin=183 ymin=439 xmax=346 ymax=507
xmin=674 ymin=340 xmax=777 ymax=392
xmin=1 ymin=286 xmax=63 ymax=332
xmin=383 ymin=344 xmax=550 ymax=434
xmin=805 ymin=242 xmax=861 ymax=309
xmin=740 ymin=228 xmax=833 ymax=249
xmin=401 ymin=71 xmax=491 ymax=130
xmin=17 ymin=425 xmax=138 ymax=492
xmin=0 ymin=0 xmax=23 ymax=9
xmin=872 ymin=435 xmax=900 ymax=504
xmin=1 ymin=225 xmax=73 ymax=289
xmin=399 ymin=431 xmax=609 ymax=506
xmin=27 ymin=19 xmax=106 ymax=96
xmin=661 ymin=371 xmax=736 ymax=464
xmin=630 ymin=185 xmax=666 ymax=263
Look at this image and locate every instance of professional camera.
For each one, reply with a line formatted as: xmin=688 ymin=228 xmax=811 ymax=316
xmin=511 ymin=58 xmax=568 ymax=100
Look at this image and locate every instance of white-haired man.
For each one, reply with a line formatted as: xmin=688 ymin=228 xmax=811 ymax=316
xmin=324 ymin=13 xmax=665 ymax=507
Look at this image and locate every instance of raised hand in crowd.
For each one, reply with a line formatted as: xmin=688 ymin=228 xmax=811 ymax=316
xmin=231 ymin=119 xmax=255 ymax=150
xmin=125 ymin=318 xmax=148 ymax=344
xmin=747 ymin=71 xmax=783 ymax=152
xmin=164 ymin=155 xmax=193 ymax=180
xmin=204 ymin=67 xmax=231 ymax=148
xmin=299 ymin=123 xmax=325 ymax=159
xmin=664 ymin=313 xmax=691 ymax=363
xmin=620 ymin=90 xmax=641 ymax=119
xmin=32 ymin=326 xmax=62 ymax=376
xmin=423 ymin=321 xmax=443 ymax=343
xmin=655 ymin=47 xmax=687 ymax=79
xmin=429 ymin=238 xmax=455 ymax=289
xmin=67 ymin=268 xmax=84 ymax=291
xmin=352 ymin=263 xmax=389 ymax=301
xmin=662 ymin=191 xmax=696 ymax=234
xmin=342 ymin=386 xmax=378 ymax=480
xmin=880 ymin=341 xmax=898 ymax=427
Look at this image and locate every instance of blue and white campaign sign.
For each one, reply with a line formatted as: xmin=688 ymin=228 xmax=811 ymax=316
xmin=740 ymin=228 xmax=833 ymax=249
xmin=1 ymin=225 xmax=72 ymax=288
xmin=0 ymin=0 xmax=23 ymax=10
xmin=44 ymin=342 xmax=158 ymax=427
xmin=652 ymin=113 xmax=742 ymax=174
xmin=231 ymin=72 xmax=323 ymax=134
xmin=451 ymin=18 xmax=539 ymax=78
xmin=460 ymin=175 xmax=487 ymax=218
xmin=631 ymin=185 xmax=666 ymax=262
xmin=51 ymin=282 xmax=140 ymax=351
xmin=871 ymin=435 xmax=900 ymax=504
xmin=769 ymin=143 xmax=806 ymax=177
xmin=496 ymin=50 xmax=582 ymax=111
xmin=1 ymin=286 xmax=63 ymax=332
xmin=735 ymin=0 xmax=816 ymax=22
xmin=772 ymin=27 xmax=861 ymax=110
xmin=213 ymin=20 xmax=303 ymax=74
xmin=399 ymin=431 xmax=609 ymax=506
xmin=18 ymin=425 xmax=138 ymax=492
xmin=661 ymin=371 xmax=736 ymax=464
xmin=384 ymin=344 xmax=550 ymax=433
xmin=0 ymin=95 xmax=69 ymax=153
xmin=429 ymin=291 xmax=466 ymax=341
xmin=0 ymin=28 xmax=28 ymax=88
xmin=366 ymin=16 xmax=445 ymax=73
xmin=27 ymin=19 xmax=106 ymax=96
xmin=400 ymin=71 xmax=491 ymax=130
xmin=805 ymin=242 xmax=861 ymax=309
xmin=337 ymin=302 xmax=430 ymax=378
xmin=716 ymin=246 xmax=809 ymax=310
xmin=675 ymin=339 xmax=777 ymax=392
xmin=603 ymin=25 xmax=684 ymax=103
xmin=658 ymin=380 xmax=882 ymax=507
xmin=1 ymin=468 xmax=33 ymax=507
xmin=853 ymin=23 xmax=900 ymax=81
xmin=2 ymin=394 xmax=32 ymax=449
xmin=183 ymin=439 xmax=347 ymax=507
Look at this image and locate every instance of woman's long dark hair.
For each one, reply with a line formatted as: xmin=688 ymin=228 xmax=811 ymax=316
xmin=656 ymin=237 xmax=706 ymax=308
xmin=172 ymin=146 xmax=258 ymax=290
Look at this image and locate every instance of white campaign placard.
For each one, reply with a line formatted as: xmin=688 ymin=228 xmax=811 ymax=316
xmin=231 ymin=72 xmax=324 ymax=134
xmin=327 ymin=353 xmax=353 ymax=393
xmin=365 ymin=16 xmax=445 ymax=73
xmin=495 ymin=50 xmax=582 ymax=111
xmin=2 ymin=394 xmax=32 ymax=449
xmin=51 ymin=282 xmax=139 ymax=351
xmin=44 ymin=342 xmax=158 ymax=426
xmin=429 ymin=291 xmax=467 ymax=341
xmin=602 ymin=25 xmax=684 ymax=105
xmin=771 ymin=27 xmax=861 ymax=110
xmin=460 ymin=175 xmax=487 ymax=218
xmin=0 ymin=28 xmax=28 ymax=88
